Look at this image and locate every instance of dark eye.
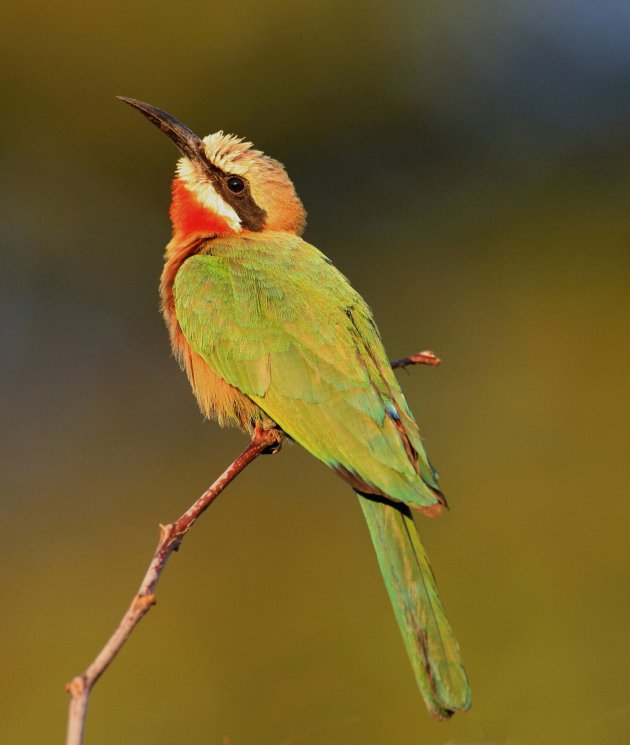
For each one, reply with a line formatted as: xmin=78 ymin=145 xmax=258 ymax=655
xmin=226 ymin=176 xmax=245 ymax=193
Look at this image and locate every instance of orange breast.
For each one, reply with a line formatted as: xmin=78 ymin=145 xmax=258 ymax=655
xmin=159 ymin=227 xmax=262 ymax=432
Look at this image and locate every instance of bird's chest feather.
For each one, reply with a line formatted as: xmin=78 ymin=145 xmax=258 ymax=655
xmin=159 ymin=236 xmax=263 ymax=430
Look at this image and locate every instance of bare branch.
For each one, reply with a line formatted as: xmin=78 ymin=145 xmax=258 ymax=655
xmin=390 ymin=349 xmax=441 ymax=370
xmin=65 ymin=424 xmax=282 ymax=745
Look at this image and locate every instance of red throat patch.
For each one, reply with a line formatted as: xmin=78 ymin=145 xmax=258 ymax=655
xmin=169 ymin=178 xmax=235 ymax=238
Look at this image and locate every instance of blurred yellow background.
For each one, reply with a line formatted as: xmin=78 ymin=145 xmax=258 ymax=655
xmin=1 ymin=1 xmax=629 ymax=744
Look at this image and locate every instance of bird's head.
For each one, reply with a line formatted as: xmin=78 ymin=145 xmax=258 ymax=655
xmin=119 ymin=97 xmax=306 ymax=238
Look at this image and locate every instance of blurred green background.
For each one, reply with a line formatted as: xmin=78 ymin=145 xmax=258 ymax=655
xmin=1 ymin=1 xmax=629 ymax=743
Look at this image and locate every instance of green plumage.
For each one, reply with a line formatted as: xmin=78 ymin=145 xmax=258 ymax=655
xmin=174 ymin=232 xmax=471 ymax=717
xmin=360 ymin=498 xmax=470 ymax=717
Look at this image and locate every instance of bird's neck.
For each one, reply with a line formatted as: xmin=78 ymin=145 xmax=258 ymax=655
xmin=169 ymin=177 xmax=236 ymax=240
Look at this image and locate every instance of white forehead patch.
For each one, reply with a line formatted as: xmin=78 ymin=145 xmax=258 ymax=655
xmin=176 ymin=157 xmax=241 ymax=233
xmin=201 ymin=131 xmax=257 ymax=176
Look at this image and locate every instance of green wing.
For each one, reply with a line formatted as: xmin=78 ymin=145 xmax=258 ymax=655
xmin=174 ymin=232 xmax=440 ymax=509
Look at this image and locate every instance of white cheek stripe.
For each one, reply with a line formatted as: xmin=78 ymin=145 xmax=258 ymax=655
xmin=177 ymin=158 xmax=242 ymax=233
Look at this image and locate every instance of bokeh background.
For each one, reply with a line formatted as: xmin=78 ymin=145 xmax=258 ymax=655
xmin=2 ymin=1 xmax=629 ymax=744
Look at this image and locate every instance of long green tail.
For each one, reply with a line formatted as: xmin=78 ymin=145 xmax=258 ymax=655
xmin=358 ymin=495 xmax=471 ymax=719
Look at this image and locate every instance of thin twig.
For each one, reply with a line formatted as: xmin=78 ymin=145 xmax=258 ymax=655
xmin=390 ymin=349 xmax=441 ymax=369
xmin=65 ymin=349 xmax=439 ymax=745
xmin=65 ymin=424 xmax=282 ymax=745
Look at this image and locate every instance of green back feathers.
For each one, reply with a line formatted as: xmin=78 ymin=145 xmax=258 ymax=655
xmin=174 ymin=233 xmax=440 ymax=510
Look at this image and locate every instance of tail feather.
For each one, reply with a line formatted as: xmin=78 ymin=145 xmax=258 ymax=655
xmin=358 ymin=494 xmax=471 ymax=719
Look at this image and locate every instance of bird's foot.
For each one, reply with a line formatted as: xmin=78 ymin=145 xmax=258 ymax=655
xmin=252 ymin=422 xmax=284 ymax=455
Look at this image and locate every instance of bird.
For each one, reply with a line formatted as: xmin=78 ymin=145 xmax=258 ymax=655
xmin=118 ymin=96 xmax=471 ymax=719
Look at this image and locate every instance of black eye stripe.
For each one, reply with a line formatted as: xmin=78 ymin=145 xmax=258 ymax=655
xmin=201 ymin=165 xmax=266 ymax=231
xmin=197 ymin=158 xmax=266 ymax=231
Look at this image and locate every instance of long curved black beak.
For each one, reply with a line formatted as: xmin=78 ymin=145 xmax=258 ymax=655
xmin=117 ymin=96 xmax=205 ymax=165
